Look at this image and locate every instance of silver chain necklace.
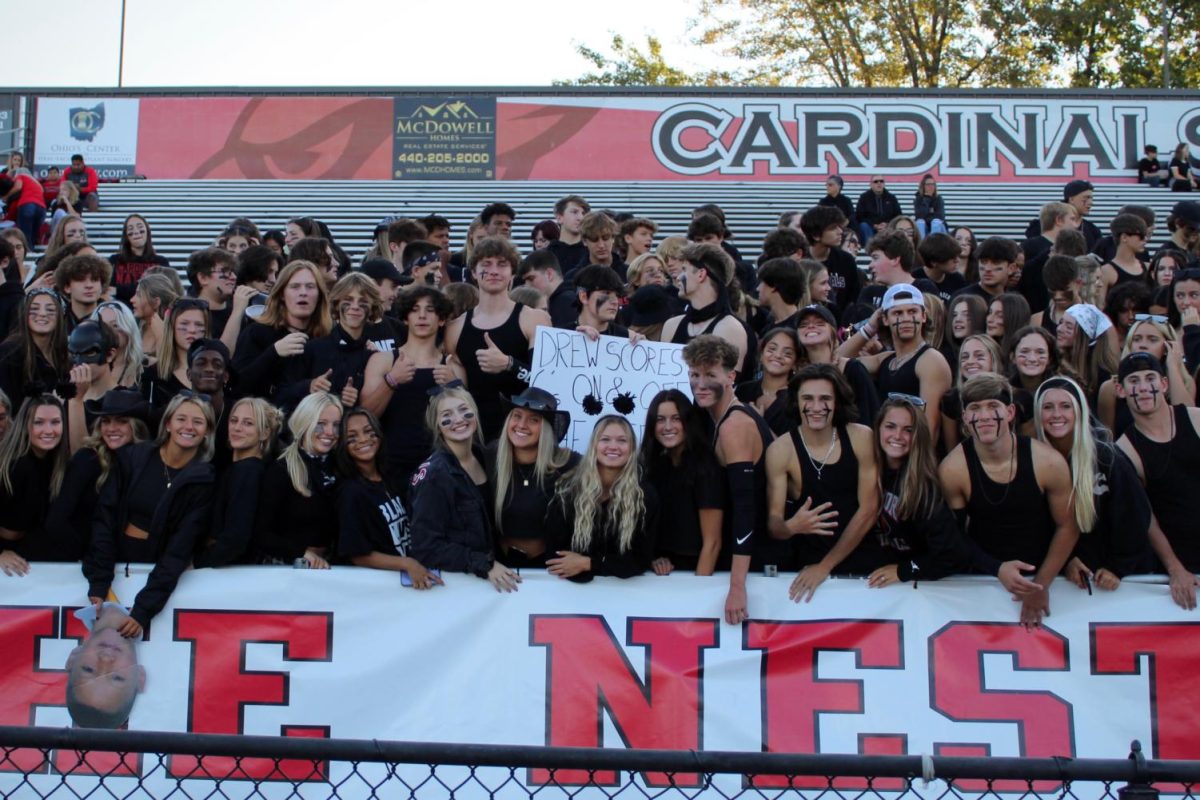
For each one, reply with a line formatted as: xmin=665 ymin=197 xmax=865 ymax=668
xmin=798 ymin=428 xmax=838 ymax=481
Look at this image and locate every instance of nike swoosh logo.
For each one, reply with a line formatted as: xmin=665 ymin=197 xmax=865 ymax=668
xmin=736 ymin=532 xmax=752 ymax=545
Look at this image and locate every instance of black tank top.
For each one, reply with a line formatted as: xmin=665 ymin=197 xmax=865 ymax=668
xmin=455 ymin=304 xmax=528 ymax=440
xmin=1040 ymin=309 xmax=1059 ymax=338
xmin=715 ymin=404 xmax=779 ymax=570
xmin=1126 ymin=405 xmax=1200 ymax=571
xmin=877 ymin=344 xmax=930 ymax=398
xmin=382 ymin=349 xmax=439 ymax=486
xmin=789 ymin=425 xmax=880 ymax=574
xmin=1109 ymin=261 xmax=1148 ymax=287
xmin=671 ymin=313 xmax=759 ymax=380
xmin=963 ymin=436 xmax=1054 ymax=566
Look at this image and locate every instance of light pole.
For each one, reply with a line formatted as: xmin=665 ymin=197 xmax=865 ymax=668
xmin=118 ymin=0 xmax=127 ymax=88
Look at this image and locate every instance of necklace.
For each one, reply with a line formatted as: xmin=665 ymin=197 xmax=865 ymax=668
xmin=797 ymin=428 xmax=838 ymax=481
xmin=969 ymin=434 xmax=1017 ymax=506
xmin=163 ymin=461 xmax=182 ymax=490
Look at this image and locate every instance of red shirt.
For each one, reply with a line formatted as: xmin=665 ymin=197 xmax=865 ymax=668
xmin=13 ymin=175 xmax=45 ymax=208
xmin=41 ymin=175 xmax=62 ymax=204
xmin=64 ymin=165 xmax=98 ymax=194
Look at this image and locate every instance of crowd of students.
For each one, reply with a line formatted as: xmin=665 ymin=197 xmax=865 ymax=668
xmin=0 ymin=177 xmax=1198 ymax=641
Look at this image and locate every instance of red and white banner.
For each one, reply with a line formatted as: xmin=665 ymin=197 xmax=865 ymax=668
xmin=1 ymin=565 xmax=1197 ymax=796
xmin=33 ymin=92 xmax=1200 ymax=182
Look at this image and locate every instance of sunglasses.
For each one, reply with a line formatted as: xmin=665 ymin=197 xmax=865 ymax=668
xmin=872 ymin=179 xmax=885 ymax=184
xmin=887 ymin=392 xmax=926 ymax=408
xmin=1134 ymin=313 xmax=1168 ymax=324
xmin=427 ymin=379 xmax=465 ymax=398
xmin=176 ymin=390 xmax=213 ymax=403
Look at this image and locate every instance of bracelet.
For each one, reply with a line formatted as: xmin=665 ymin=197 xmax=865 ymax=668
xmin=506 ymin=356 xmax=515 ymax=372
xmin=383 ymin=373 xmax=399 ymax=390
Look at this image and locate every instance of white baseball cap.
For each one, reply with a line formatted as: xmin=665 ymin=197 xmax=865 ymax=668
xmin=882 ymin=283 xmax=925 ymax=311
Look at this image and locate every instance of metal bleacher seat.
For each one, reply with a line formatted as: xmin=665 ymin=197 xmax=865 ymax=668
xmin=75 ymin=179 xmax=1180 ymax=272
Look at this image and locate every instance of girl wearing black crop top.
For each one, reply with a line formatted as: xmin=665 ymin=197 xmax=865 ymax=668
xmin=640 ymin=389 xmax=724 ymax=575
xmin=336 ymin=408 xmax=441 ymax=588
xmin=488 ymin=387 xmax=578 ymax=568
xmin=867 ymin=395 xmax=970 ymax=587
xmin=362 ymin=288 xmax=464 ymax=490
xmin=546 ymin=416 xmax=657 ymax=582
xmin=1035 ymin=377 xmax=1156 ymax=591
xmin=0 ymin=395 xmax=69 ymax=575
xmin=47 ymin=389 xmax=150 ymax=563
xmin=194 ymin=397 xmax=282 ymax=568
xmin=254 ymin=392 xmax=343 ymax=568
xmin=84 ymin=393 xmax=217 ymax=637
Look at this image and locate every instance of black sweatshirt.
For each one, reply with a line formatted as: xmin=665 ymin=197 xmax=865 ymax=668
xmin=545 ymin=481 xmax=658 ymax=582
xmin=194 ymin=457 xmax=265 ymax=568
xmin=252 ymin=453 xmax=338 ymax=562
xmin=44 ymin=447 xmax=105 ymax=562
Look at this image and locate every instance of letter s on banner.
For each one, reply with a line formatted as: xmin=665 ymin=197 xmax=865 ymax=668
xmin=529 ymin=615 xmax=718 ymax=787
xmin=929 ymin=622 xmax=1073 ymax=793
xmin=168 ymin=610 xmax=333 ymax=782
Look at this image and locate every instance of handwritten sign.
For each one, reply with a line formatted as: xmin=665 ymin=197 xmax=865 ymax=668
xmin=530 ymin=326 xmax=692 ymax=452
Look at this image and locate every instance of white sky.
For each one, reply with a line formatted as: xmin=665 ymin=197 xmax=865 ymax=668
xmin=0 ymin=0 xmax=727 ymax=88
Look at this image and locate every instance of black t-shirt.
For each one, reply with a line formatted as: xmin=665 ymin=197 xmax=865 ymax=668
xmin=1138 ymin=157 xmax=1161 ymax=177
xmin=209 ymin=304 xmax=233 ymax=340
xmin=911 ymin=269 xmax=967 ymax=305
xmin=648 ymin=451 xmax=726 ymax=563
xmin=817 ymin=247 xmax=861 ymax=316
xmin=858 ymin=278 xmax=938 ymax=311
xmin=336 ymin=476 xmax=410 ymax=559
xmin=128 ymin=449 xmax=171 ymax=532
xmin=547 ymin=240 xmax=589 ymax=275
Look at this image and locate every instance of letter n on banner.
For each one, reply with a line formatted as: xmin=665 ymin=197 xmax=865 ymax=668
xmin=0 ymin=607 xmax=66 ymax=775
xmin=168 ymin=611 xmax=332 ymax=782
xmin=929 ymin=622 xmax=1073 ymax=794
xmin=1092 ymin=622 xmax=1200 ymax=794
xmin=529 ymin=615 xmax=718 ymax=787
xmin=744 ymin=620 xmax=904 ymax=790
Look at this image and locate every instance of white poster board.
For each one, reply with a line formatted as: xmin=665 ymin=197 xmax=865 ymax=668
xmin=530 ymin=326 xmax=692 ymax=452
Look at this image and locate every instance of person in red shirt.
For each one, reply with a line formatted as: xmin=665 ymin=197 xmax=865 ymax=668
xmin=2 ymin=167 xmax=46 ymax=247
xmin=41 ymin=166 xmax=62 ymax=206
xmin=64 ymin=154 xmax=99 ymax=211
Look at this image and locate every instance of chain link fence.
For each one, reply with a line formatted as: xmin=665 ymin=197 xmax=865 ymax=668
xmin=1 ymin=726 xmax=1197 ymax=799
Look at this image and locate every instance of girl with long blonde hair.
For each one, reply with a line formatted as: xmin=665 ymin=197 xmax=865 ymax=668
xmin=545 ymin=415 xmax=657 ymax=581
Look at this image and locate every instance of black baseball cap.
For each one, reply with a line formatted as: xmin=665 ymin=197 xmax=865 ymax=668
xmin=1171 ymin=201 xmax=1200 ymax=228
xmin=1118 ymin=351 xmax=1166 ymax=382
xmin=796 ymin=303 xmax=837 ymax=327
xmin=361 ymin=258 xmax=403 ymax=286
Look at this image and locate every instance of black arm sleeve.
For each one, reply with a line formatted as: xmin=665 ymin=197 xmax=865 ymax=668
xmin=726 ymin=461 xmax=758 ymax=558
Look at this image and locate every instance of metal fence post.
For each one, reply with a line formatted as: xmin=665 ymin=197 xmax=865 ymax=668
xmin=1119 ymin=740 xmax=1159 ymax=800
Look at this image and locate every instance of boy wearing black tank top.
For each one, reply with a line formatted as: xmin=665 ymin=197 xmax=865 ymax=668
xmin=766 ymin=363 xmax=880 ymax=602
xmin=444 ymin=237 xmax=552 ymax=440
xmin=661 ymin=244 xmax=749 ymax=374
xmin=1115 ymin=352 xmax=1200 ymax=610
xmin=683 ymin=335 xmax=772 ymax=626
xmin=939 ymin=374 xmax=1079 ymax=630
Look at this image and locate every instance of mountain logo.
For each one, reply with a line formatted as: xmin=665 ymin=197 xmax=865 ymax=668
xmin=408 ymin=102 xmax=480 ymax=120
xmin=69 ymin=103 xmax=105 ymax=142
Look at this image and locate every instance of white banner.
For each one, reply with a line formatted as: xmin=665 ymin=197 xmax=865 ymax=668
xmin=33 ymin=97 xmax=139 ymax=178
xmin=2 ymin=565 xmax=1198 ymax=798
xmin=530 ymin=326 xmax=692 ymax=452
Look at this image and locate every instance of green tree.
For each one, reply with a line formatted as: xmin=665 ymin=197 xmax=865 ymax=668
xmin=558 ymin=34 xmax=734 ymax=87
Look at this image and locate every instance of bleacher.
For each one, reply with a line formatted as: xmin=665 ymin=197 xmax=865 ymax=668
xmin=75 ymin=179 xmax=1179 ymax=268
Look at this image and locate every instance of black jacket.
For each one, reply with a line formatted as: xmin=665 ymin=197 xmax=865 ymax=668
xmin=912 ymin=193 xmax=946 ymax=224
xmin=545 ymin=481 xmax=659 ymax=582
xmin=818 ymin=193 xmax=856 ymax=228
xmin=409 ymin=449 xmax=493 ymax=576
xmin=84 ymin=442 xmax=215 ymax=627
xmin=44 ymin=447 xmax=104 ymax=562
xmin=253 ymin=453 xmax=338 ymax=562
xmin=275 ymin=324 xmax=374 ymax=412
xmin=855 ymin=189 xmax=902 ymax=227
xmin=232 ymin=322 xmax=307 ymax=403
xmin=194 ymin=457 xmax=265 ymax=568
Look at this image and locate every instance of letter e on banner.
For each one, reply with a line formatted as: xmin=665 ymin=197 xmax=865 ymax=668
xmin=0 ymin=607 xmax=66 ymax=774
xmin=744 ymin=620 xmax=904 ymax=790
xmin=929 ymin=622 xmax=1073 ymax=793
xmin=168 ymin=611 xmax=333 ymax=782
xmin=529 ymin=615 xmax=718 ymax=787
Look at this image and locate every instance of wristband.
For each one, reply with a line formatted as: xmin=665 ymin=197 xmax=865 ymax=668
xmin=384 ymin=373 xmax=399 ymax=390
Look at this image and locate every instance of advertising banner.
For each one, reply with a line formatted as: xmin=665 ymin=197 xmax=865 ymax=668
xmin=134 ymin=96 xmax=393 ymax=180
xmin=494 ymin=95 xmax=1200 ymax=183
xmin=0 ymin=565 xmax=1196 ymax=798
xmin=33 ymin=97 xmax=139 ymax=178
xmin=530 ymin=326 xmax=691 ymax=451
xmin=392 ymin=96 xmax=497 ymax=180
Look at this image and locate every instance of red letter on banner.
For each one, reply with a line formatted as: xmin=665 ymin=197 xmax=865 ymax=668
xmin=0 ymin=606 xmax=65 ymax=774
xmin=168 ymin=610 xmax=332 ymax=782
xmin=929 ymin=622 xmax=1073 ymax=793
xmin=744 ymin=620 xmax=904 ymax=789
xmin=1092 ymin=621 xmax=1200 ymax=786
xmin=530 ymin=615 xmax=719 ymax=787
